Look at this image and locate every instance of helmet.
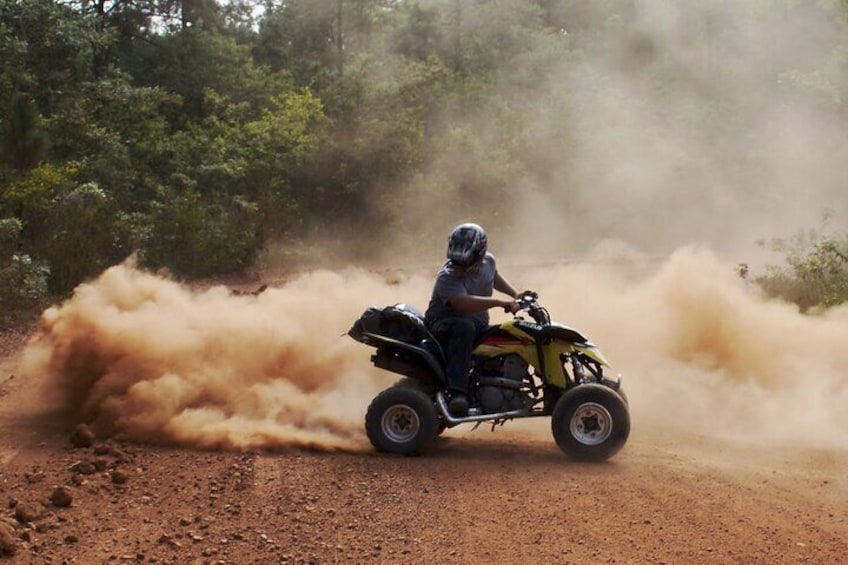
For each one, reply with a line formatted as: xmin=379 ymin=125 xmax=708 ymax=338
xmin=446 ymin=223 xmax=487 ymax=266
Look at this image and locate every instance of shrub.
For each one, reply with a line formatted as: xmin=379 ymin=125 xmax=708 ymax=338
xmin=0 ymin=218 xmax=49 ymax=321
xmin=755 ymin=219 xmax=848 ymax=311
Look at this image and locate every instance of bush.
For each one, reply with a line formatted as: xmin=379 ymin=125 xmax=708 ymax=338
xmin=755 ymin=220 xmax=848 ymax=311
xmin=0 ymin=218 xmax=49 ymax=322
xmin=141 ymin=187 xmax=262 ymax=278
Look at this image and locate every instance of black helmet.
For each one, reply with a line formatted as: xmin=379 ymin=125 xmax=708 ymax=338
xmin=447 ymin=223 xmax=487 ymax=266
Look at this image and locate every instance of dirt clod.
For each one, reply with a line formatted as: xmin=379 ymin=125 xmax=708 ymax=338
xmin=69 ymin=425 xmax=95 ymax=449
xmin=14 ymin=503 xmax=40 ymax=524
xmin=50 ymin=487 xmax=73 ymax=508
xmin=0 ymin=525 xmax=17 ymax=557
xmin=70 ymin=461 xmax=96 ymax=475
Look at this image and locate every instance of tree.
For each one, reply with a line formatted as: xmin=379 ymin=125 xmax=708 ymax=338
xmin=3 ymin=94 xmax=47 ymax=171
xmin=255 ymin=0 xmax=341 ymax=86
xmin=0 ymin=0 xmax=105 ymax=115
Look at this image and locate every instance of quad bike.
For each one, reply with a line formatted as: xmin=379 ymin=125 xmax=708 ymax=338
xmin=348 ymin=292 xmax=630 ymax=461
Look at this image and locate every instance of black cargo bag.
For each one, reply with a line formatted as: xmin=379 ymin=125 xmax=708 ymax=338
xmin=348 ymin=303 xmax=429 ymax=344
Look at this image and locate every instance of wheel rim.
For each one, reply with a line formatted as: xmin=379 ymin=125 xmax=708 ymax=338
xmin=569 ymin=402 xmax=613 ymax=446
xmin=381 ymin=404 xmax=421 ymax=443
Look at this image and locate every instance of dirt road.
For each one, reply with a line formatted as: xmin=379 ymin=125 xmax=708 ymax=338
xmin=0 ymin=338 xmax=846 ymax=565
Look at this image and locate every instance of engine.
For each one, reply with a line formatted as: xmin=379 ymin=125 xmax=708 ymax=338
xmin=472 ymin=354 xmax=534 ymax=414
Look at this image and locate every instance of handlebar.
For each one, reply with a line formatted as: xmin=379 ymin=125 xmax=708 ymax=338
xmin=506 ymin=290 xmax=550 ymax=325
xmin=517 ymin=290 xmax=538 ymax=304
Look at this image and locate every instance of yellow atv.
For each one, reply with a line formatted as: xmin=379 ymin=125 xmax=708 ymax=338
xmin=349 ymin=292 xmax=630 ymax=461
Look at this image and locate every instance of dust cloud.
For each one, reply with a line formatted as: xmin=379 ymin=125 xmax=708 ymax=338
xmin=19 ymin=245 xmax=848 ymax=452
xmin=550 ymin=0 xmax=848 ymax=261
xmin=525 ymin=245 xmax=848 ymax=449
xmin=19 ymin=260 xmax=429 ymax=452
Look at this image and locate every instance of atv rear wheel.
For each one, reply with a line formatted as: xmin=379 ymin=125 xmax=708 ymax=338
xmin=551 ymin=384 xmax=630 ymax=462
xmin=365 ymin=384 xmax=438 ymax=455
xmin=393 ymin=377 xmax=447 ymax=435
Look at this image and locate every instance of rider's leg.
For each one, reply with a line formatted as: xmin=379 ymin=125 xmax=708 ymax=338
xmin=430 ymin=317 xmax=476 ymax=414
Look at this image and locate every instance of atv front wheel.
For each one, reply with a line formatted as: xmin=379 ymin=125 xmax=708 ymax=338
xmin=551 ymin=384 xmax=630 ymax=462
xmin=365 ymin=384 xmax=438 ymax=455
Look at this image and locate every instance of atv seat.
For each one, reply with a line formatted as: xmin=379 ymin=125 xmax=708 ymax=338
xmin=420 ymin=336 xmax=446 ymax=367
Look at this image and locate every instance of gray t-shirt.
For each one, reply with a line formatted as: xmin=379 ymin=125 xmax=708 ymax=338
xmin=425 ymin=252 xmax=498 ymax=328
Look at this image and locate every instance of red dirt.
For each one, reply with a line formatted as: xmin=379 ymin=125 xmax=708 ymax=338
xmin=1 ymin=329 xmax=847 ymax=565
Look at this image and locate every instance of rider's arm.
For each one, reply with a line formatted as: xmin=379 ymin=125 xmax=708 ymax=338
xmin=494 ymin=272 xmax=518 ymax=299
xmin=447 ymin=294 xmax=519 ymax=314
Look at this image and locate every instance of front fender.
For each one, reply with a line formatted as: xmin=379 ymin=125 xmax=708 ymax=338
xmin=573 ymin=344 xmax=610 ymax=367
xmin=540 ymin=339 xmax=611 ymax=388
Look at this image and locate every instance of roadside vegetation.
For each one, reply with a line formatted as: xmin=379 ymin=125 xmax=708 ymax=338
xmin=755 ymin=214 xmax=848 ymax=312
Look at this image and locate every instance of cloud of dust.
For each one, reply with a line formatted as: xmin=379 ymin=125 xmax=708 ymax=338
xmin=546 ymin=0 xmax=848 ymax=260
xmin=19 ymin=260 xmax=430 ymax=452
xmin=524 ymin=245 xmax=848 ymax=449
xmin=20 ymin=246 xmax=848 ymax=452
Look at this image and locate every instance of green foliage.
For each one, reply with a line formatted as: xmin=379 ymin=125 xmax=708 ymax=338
xmin=2 ymin=0 xmax=848 ymax=318
xmin=126 ymin=26 xmax=287 ymax=123
xmin=1 ymin=165 xmax=132 ymax=292
xmin=755 ymin=218 xmax=848 ymax=311
xmin=0 ymin=217 xmax=49 ymax=318
xmin=0 ymin=162 xmax=80 ymax=242
xmin=41 ymin=181 xmax=132 ymax=292
xmin=0 ymin=216 xmax=21 ymax=258
xmin=142 ymin=186 xmax=261 ymax=277
xmin=0 ymin=0 xmax=105 ymax=112
xmin=255 ymin=0 xmax=340 ymax=87
xmin=2 ymin=93 xmax=47 ymax=171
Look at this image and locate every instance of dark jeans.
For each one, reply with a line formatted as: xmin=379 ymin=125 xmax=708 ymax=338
xmin=428 ymin=317 xmax=483 ymax=395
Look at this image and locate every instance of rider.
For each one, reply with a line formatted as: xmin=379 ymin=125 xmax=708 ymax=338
xmin=425 ymin=223 xmax=520 ymax=415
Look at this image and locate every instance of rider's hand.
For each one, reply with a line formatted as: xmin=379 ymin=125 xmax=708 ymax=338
xmin=502 ymin=300 xmax=520 ymax=314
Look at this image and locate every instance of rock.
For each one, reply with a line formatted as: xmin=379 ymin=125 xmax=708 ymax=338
xmin=69 ymin=461 xmax=96 ymax=475
xmin=69 ymin=425 xmax=95 ymax=448
xmin=0 ymin=525 xmax=17 ymax=557
xmin=93 ymin=444 xmax=112 ymax=456
xmin=93 ymin=443 xmax=130 ymax=464
xmin=50 ymin=487 xmax=73 ymax=508
xmin=157 ymin=534 xmax=182 ymax=549
xmin=110 ymin=470 xmax=128 ymax=485
xmin=14 ymin=503 xmax=40 ymax=524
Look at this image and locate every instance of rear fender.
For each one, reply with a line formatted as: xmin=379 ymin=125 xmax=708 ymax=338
xmin=364 ymin=332 xmax=446 ymax=385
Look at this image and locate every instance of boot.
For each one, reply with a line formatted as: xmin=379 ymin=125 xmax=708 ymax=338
xmin=448 ymin=392 xmax=469 ymax=416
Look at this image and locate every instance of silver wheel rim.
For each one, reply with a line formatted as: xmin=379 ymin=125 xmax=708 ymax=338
xmin=381 ymin=404 xmax=421 ymax=443
xmin=569 ymin=402 xmax=613 ymax=446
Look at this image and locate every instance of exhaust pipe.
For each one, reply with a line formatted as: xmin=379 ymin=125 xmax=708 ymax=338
xmin=435 ymin=392 xmax=531 ymax=425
